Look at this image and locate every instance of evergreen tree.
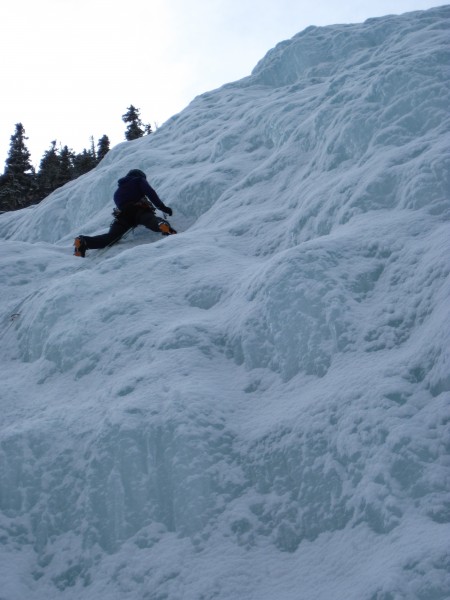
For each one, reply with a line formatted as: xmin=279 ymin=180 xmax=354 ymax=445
xmin=89 ymin=135 xmax=97 ymax=163
xmin=37 ymin=140 xmax=61 ymax=200
xmin=72 ymin=148 xmax=97 ymax=177
xmin=0 ymin=123 xmax=36 ymax=210
xmin=122 ymin=105 xmax=145 ymax=140
xmin=58 ymin=145 xmax=74 ymax=185
xmin=97 ymin=134 xmax=110 ymax=162
xmin=36 ymin=143 xmax=77 ymax=201
xmin=4 ymin=123 xmax=34 ymax=177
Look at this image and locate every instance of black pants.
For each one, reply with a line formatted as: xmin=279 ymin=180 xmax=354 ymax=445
xmin=82 ymin=206 xmax=168 ymax=250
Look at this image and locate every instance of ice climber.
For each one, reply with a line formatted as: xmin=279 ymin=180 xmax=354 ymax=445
xmin=73 ymin=169 xmax=176 ymax=257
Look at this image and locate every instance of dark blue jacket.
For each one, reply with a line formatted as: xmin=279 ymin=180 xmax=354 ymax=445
xmin=113 ymin=173 xmax=166 ymax=211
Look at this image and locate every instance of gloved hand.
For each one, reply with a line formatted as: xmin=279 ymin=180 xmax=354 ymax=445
xmin=163 ymin=206 xmax=173 ymax=216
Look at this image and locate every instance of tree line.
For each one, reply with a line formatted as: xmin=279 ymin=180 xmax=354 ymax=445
xmin=0 ymin=105 xmax=153 ymax=212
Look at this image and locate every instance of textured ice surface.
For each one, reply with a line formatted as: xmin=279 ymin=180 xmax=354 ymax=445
xmin=0 ymin=6 xmax=449 ymax=600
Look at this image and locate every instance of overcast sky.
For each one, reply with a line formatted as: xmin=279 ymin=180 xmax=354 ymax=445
xmin=1 ymin=0 xmax=442 ymax=167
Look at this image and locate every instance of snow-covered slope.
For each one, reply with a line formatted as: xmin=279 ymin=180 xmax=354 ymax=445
xmin=1 ymin=6 xmax=449 ymax=599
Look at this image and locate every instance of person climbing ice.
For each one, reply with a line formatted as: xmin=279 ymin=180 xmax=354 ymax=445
xmin=73 ymin=169 xmax=176 ymax=257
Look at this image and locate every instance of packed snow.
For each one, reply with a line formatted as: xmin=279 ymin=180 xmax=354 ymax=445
xmin=1 ymin=6 xmax=449 ymax=599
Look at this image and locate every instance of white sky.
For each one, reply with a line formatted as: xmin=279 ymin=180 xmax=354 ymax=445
xmin=1 ymin=0 xmax=442 ymax=168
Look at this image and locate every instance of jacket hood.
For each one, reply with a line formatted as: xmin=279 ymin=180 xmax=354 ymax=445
xmin=126 ymin=169 xmax=147 ymax=179
xmin=117 ymin=169 xmax=147 ymax=186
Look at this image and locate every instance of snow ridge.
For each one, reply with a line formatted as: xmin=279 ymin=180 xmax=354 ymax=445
xmin=0 ymin=6 xmax=449 ymax=600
